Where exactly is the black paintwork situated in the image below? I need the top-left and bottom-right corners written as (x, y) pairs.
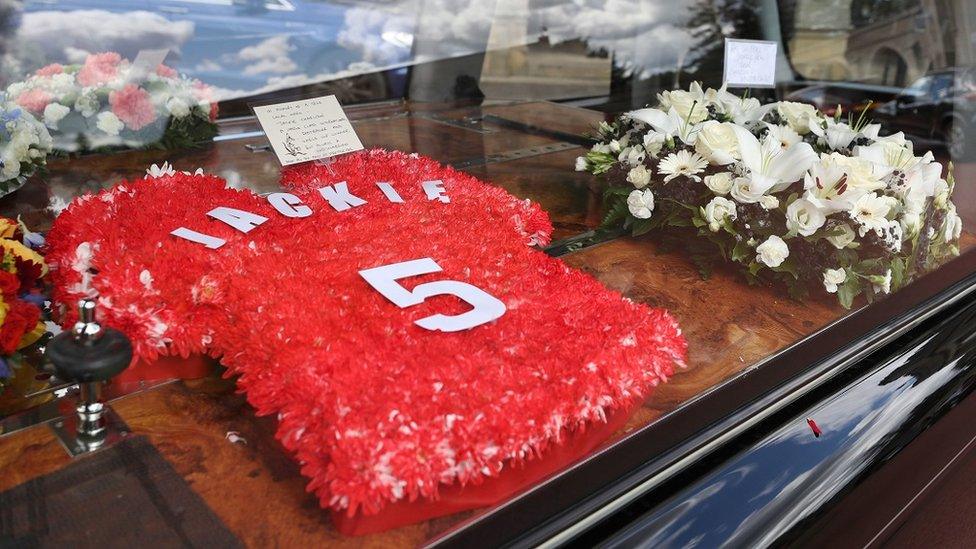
top-left (598, 287), bottom-right (976, 547)
top-left (431, 249), bottom-right (976, 548)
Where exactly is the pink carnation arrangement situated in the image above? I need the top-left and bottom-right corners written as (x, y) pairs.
top-left (5, 51), bottom-right (220, 151)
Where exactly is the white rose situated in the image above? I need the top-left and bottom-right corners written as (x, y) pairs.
top-left (756, 235), bottom-right (789, 268)
top-left (703, 196), bottom-right (737, 232)
top-left (96, 111), bottom-right (124, 136)
top-left (776, 101), bottom-right (819, 134)
top-left (661, 89), bottom-right (708, 123)
top-left (705, 172), bottom-right (733, 195)
top-left (786, 198), bottom-right (827, 236)
top-left (695, 120), bottom-right (738, 165)
top-left (43, 103), bottom-right (70, 129)
top-left (759, 195), bottom-right (780, 210)
top-left (626, 189), bottom-right (655, 219)
top-left (627, 165), bottom-right (652, 188)
top-left (826, 223), bottom-right (856, 249)
top-left (730, 177), bottom-right (764, 203)
top-left (643, 132), bottom-right (665, 156)
top-left (166, 96), bottom-right (190, 118)
top-left (823, 268), bottom-right (846, 293)
top-left (575, 156), bottom-right (588, 171)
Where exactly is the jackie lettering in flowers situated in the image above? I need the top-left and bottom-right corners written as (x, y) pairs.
top-left (171, 174), bottom-right (451, 249)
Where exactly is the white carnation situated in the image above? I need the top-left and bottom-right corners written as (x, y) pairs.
top-left (626, 189), bottom-right (655, 219)
top-left (756, 235), bottom-right (789, 268)
top-left (43, 103), bottom-right (70, 129)
top-left (96, 111), bottom-right (124, 136)
top-left (823, 268), bottom-right (846, 293)
top-left (166, 96), bottom-right (190, 118)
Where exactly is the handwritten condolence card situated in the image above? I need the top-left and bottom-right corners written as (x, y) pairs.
top-left (253, 95), bottom-right (364, 166)
top-left (723, 38), bottom-right (778, 88)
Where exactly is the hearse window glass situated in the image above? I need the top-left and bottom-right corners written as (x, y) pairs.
top-left (0, 0), bottom-right (972, 545)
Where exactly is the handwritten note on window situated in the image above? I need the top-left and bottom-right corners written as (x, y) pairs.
top-left (723, 39), bottom-right (778, 88)
top-left (253, 96), bottom-right (364, 166)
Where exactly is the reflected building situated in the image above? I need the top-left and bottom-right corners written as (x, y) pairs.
top-left (788, 0), bottom-right (975, 85)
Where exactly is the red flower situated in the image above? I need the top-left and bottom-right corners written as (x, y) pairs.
top-left (47, 150), bottom-right (687, 517)
top-left (0, 300), bottom-right (39, 354)
top-left (0, 271), bottom-right (20, 299)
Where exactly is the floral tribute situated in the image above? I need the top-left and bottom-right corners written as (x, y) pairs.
top-left (0, 98), bottom-right (52, 197)
top-left (46, 149), bottom-right (686, 532)
top-left (576, 82), bottom-right (963, 308)
top-left (7, 52), bottom-right (218, 153)
top-left (0, 217), bottom-right (47, 392)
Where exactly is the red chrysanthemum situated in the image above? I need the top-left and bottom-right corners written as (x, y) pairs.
top-left (46, 149), bottom-right (687, 519)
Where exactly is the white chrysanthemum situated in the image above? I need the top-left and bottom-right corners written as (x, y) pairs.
top-left (626, 189), bottom-right (655, 219)
top-left (146, 162), bottom-right (176, 179)
top-left (658, 149), bottom-right (708, 183)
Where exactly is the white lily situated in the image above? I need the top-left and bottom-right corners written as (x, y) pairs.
top-left (809, 118), bottom-right (858, 150)
top-left (730, 124), bottom-right (818, 198)
top-left (707, 84), bottom-right (768, 126)
top-left (626, 107), bottom-right (702, 146)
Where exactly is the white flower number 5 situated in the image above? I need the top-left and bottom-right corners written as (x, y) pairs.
top-left (359, 258), bottom-right (506, 332)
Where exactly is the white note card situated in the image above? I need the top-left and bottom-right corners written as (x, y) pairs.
top-left (723, 39), bottom-right (778, 88)
top-left (129, 49), bottom-right (170, 82)
top-left (253, 95), bottom-right (364, 166)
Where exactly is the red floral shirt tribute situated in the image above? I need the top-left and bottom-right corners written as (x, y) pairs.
top-left (47, 149), bottom-right (686, 520)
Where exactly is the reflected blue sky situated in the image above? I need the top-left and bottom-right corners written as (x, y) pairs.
top-left (11, 0), bottom-right (703, 100)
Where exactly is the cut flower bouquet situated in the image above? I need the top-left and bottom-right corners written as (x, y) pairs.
top-left (7, 52), bottom-right (218, 153)
top-left (576, 82), bottom-right (963, 308)
top-left (0, 98), bottom-right (52, 198)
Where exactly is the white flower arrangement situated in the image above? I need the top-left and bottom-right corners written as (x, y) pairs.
top-left (0, 98), bottom-right (52, 197)
top-left (7, 52), bottom-right (217, 153)
top-left (577, 82), bottom-right (963, 308)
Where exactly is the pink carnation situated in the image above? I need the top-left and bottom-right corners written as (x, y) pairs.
top-left (109, 84), bottom-right (156, 130)
top-left (156, 64), bottom-right (178, 78)
top-left (35, 63), bottom-right (64, 77)
top-left (15, 89), bottom-right (53, 114)
top-left (77, 52), bottom-right (122, 87)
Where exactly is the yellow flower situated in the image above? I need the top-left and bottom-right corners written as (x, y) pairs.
top-left (0, 239), bottom-right (47, 277)
top-left (0, 218), bottom-right (16, 239)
